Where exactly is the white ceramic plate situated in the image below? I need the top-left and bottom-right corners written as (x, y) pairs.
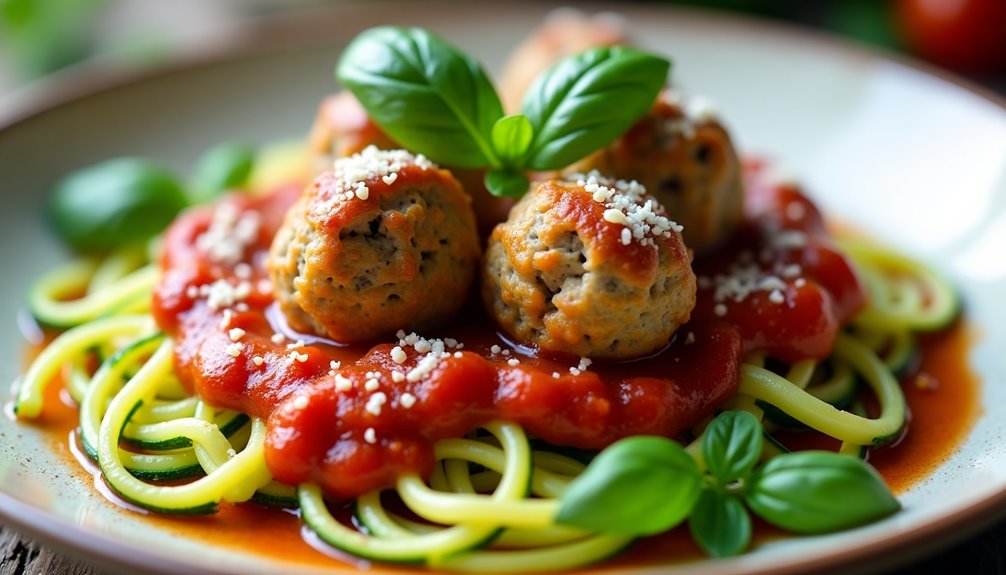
top-left (2, 2), bottom-right (1005, 574)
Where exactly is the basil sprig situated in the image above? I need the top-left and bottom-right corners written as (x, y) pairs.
top-left (49, 143), bottom-right (257, 253)
top-left (556, 436), bottom-right (701, 535)
top-left (336, 27), bottom-right (669, 197)
top-left (555, 411), bottom-right (901, 557)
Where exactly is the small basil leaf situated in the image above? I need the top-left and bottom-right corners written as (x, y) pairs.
top-left (556, 436), bottom-right (702, 535)
top-left (191, 142), bottom-right (255, 203)
top-left (490, 114), bottom-right (533, 165)
top-left (746, 451), bottom-right (900, 534)
top-left (49, 158), bottom-right (189, 252)
top-left (484, 169), bottom-right (530, 198)
top-left (689, 489), bottom-right (751, 558)
top-left (336, 26), bottom-right (502, 168)
top-left (703, 410), bottom-right (763, 486)
top-left (521, 46), bottom-right (669, 170)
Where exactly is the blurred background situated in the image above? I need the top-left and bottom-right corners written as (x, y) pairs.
top-left (1, 0), bottom-right (1005, 100)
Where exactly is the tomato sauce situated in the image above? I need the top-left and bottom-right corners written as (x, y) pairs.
top-left (150, 163), bottom-right (863, 500)
top-left (20, 167), bottom-right (982, 572)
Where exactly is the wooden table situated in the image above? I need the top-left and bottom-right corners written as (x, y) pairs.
top-left (3, 514), bottom-right (1005, 574)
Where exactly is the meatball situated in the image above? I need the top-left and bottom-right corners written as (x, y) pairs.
top-left (270, 146), bottom-right (481, 343)
top-left (498, 8), bottom-right (629, 113)
top-left (307, 91), bottom-right (511, 237)
top-left (565, 90), bottom-right (744, 253)
top-left (308, 91), bottom-right (399, 174)
top-left (483, 172), bottom-right (696, 359)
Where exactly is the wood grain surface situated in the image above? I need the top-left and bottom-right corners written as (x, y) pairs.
top-left (2, 514), bottom-right (1004, 574)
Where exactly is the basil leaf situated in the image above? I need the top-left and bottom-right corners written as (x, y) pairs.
top-left (703, 410), bottom-right (763, 486)
top-left (520, 46), bottom-right (669, 170)
top-left (484, 169), bottom-right (530, 198)
top-left (689, 489), bottom-right (751, 558)
top-left (491, 114), bottom-right (533, 165)
top-left (746, 451), bottom-right (900, 534)
top-left (336, 26), bottom-right (502, 169)
top-left (191, 142), bottom-right (255, 203)
top-left (556, 436), bottom-right (701, 535)
top-left (49, 158), bottom-right (188, 252)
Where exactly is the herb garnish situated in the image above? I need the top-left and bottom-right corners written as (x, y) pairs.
top-left (555, 410), bottom-right (901, 557)
top-left (336, 26), bottom-right (669, 197)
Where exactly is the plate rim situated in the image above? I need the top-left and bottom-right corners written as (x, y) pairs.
top-left (1, 2), bottom-right (1005, 574)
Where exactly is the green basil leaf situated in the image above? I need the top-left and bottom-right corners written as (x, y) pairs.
top-left (490, 114), bottom-right (533, 165)
top-left (689, 489), bottom-right (751, 558)
top-left (746, 451), bottom-right (900, 534)
top-left (702, 410), bottom-right (763, 486)
top-left (484, 168), bottom-right (530, 198)
top-left (556, 436), bottom-right (701, 535)
top-left (191, 142), bottom-right (255, 203)
top-left (49, 158), bottom-right (189, 252)
top-left (520, 46), bottom-right (669, 170)
top-left (336, 26), bottom-right (502, 169)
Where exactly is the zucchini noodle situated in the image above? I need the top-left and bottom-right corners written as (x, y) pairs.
top-left (13, 236), bottom-right (957, 570)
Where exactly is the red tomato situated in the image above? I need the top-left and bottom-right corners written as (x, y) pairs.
top-left (896, 0), bottom-right (1006, 74)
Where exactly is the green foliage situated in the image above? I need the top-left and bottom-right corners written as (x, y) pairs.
top-left (336, 27), bottom-right (669, 197)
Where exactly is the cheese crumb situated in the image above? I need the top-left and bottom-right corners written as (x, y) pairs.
top-left (252, 355), bottom-right (265, 366)
top-left (400, 393), bottom-right (417, 409)
top-left (195, 202), bottom-right (261, 266)
top-left (573, 170), bottom-right (683, 248)
top-left (364, 427), bottom-right (377, 444)
top-left (507, 358), bottom-right (520, 367)
top-left (768, 289), bottom-right (786, 304)
top-left (334, 374), bottom-right (353, 391)
top-left (390, 346), bottom-right (407, 364)
top-left (364, 378), bottom-right (380, 392)
top-left (603, 208), bottom-right (628, 225)
top-left (391, 371), bottom-right (405, 383)
top-left (225, 343), bottom-right (243, 357)
top-left (271, 333), bottom-right (286, 345)
top-left (365, 392), bottom-right (388, 416)
top-left (228, 328), bottom-right (246, 342)
top-left (397, 332), bottom-right (463, 382)
top-left (713, 303), bottom-right (728, 317)
top-left (314, 146), bottom-right (434, 215)
top-left (219, 309), bottom-right (234, 330)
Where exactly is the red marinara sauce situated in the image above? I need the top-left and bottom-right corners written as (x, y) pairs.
top-left (152, 162), bottom-right (864, 500)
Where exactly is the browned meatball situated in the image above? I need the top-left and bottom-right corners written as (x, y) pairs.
top-left (307, 91), bottom-right (511, 238)
top-left (308, 91), bottom-right (399, 174)
top-left (270, 147), bottom-right (481, 343)
top-left (565, 90), bottom-right (744, 253)
top-left (498, 8), bottom-right (629, 113)
top-left (482, 172), bottom-right (696, 359)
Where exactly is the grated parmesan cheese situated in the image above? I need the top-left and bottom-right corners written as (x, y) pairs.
top-left (365, 392), bottom-right (388, 416)
top-left (195, 202), bottom-right (261, 266)
top-left (572, 171), bottom-right (683, 248)
top-left (314, 146), bottom-right (434, 216)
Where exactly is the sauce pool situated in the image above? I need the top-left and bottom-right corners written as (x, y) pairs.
top-left (16, 162), bottom-right (982, 570)
top-left (24, 317), bottom-right (979, 572)
top-left (150, 163), bottom-right (866, 500)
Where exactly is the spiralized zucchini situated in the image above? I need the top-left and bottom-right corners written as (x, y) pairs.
top-left (13, 235), bottom-right (957, 570)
